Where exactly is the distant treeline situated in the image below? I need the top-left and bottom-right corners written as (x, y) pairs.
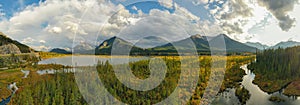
top-left (96, 50), bottom-right (252, 56)
top-left (0, 53), bottom-right (40, 68)
top-left (249, 46), bottom-right (300, 80)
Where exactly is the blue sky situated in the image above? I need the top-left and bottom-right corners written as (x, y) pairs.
top-left (0, 0), bottom-right (45, 18)
top-left (0, 0), bottom-right (209, 20)
top-left (125, 1), bottom-right (175, 14)
top-left (113, 0), bottom-right (211, 21)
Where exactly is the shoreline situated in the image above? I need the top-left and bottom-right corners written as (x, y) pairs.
top-left (252, 78), bottom-right (292, 94)
top-left (248, 64), bottom-right (300, 96)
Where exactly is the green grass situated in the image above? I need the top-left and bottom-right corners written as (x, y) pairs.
top-left (252, 74), bottom-right (292, 93)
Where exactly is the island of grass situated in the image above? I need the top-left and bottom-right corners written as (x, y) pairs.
top-left (283, 80), bottom-right (300, 96)
top-left (251, 74), bottom-right (292, 93)
top-left (235, 86), bottom-right (251, 105)
top-left (269, 96), bottom-right (285, 103)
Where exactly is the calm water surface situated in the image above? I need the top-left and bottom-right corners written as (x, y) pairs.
top-left (38, 56), bottom-right (148, 66)
top-left (213, 65), bottom-right (300, 105)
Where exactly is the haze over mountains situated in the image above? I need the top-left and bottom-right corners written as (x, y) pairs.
top-left (46, 34), bottom-right (300, 55)
top-left (268, 41), bottom-right (300, 49)
top-left (1, 31), bottom-right (300, 55)
top-left (245, 41), bottom-right (300, 50)
top-left (92, 34), bottom-right (258, 55)
top-left (245, 42), bottom-right (269, 50)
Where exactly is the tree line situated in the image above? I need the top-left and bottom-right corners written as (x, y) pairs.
top-left (249, 46), bottom-right (300, 80)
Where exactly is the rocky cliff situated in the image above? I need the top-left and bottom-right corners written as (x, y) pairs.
top-left (0, 32), bottom-right (34, 54)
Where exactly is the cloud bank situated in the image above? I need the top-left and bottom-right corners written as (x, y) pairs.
top-left (257, 0), bottom-right (299, 31)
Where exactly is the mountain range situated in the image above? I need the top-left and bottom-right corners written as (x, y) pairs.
top-left (50, 48), bottom-right (71, 54)
top-left (93, 34), bottom-right (300, 55)
top-left (73, 42), bottom-right (95, 54)
top-left (245, 41), bottom-right (300, 50)
top-left (245, 42), bottom-right (269, 50)
top-left (93, 34), bottom-right (257, 55)
top-left (95, 36), bottom-right (144, 55)
top-left (1, 31), bottom-right (299, 55)
top-left (51, 34), bottom-right (300, 55)
top-left (268, 41), bottom-right (300, 49)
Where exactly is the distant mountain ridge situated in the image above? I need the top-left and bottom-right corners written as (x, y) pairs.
top-left (95, 36), bottom-right (144, 55)
top-left (50, 36), bottom-right (300, 55)
top-left (269, 41), bottom-right (300, 49)
top-left (134, 36), bottom-right (169, 48)
top-left (153, 34), bottom-right (210, 53)
top-left (210, 34), bottom-right (257, 53)
top-left (245, 41), bottom-right (300, 50)
top-left (0, 32), bottom-right (34, 54)
top-left (245, 42), bottom-right (269, 50)
top-left (73, 42), bottom-right (95, 54)
top-left (93, 34), bottom-right (257, 55)
top-left (50, 48), bottom-right (71, 54)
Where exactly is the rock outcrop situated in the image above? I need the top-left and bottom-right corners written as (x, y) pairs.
top-left (0, 43), bottom-right (22, 54)
top-left (0, 32), bottom-right (33, 54)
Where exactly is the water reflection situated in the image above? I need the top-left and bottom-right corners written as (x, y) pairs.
top-left (0, 82), bottom-right (18, 105)
top-left (37, 69), bottom-right (56, 75)
top-left (38, 56), bottom-right (148, 66)
top-left (212, 88), bottom-right (240, 105)
top-left (21, 70), bottom-right (29, 78)
top-left (241, 65), bottom-right (300, 105)
top-left (214, 65), bottom-right (300, 105)
top-left (36, 69), bottom-right (76, 75)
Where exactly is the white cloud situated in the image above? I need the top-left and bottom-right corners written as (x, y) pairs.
top-left (257, 0), bottom-right (299, 31)
top-left (0, 0), bottom-right (124, 51)
top-left (115, 3), bottom-right (223, 44)
top-left (192, 0), bottom-right (209, 5)
top-left (2, 0), bottom-right (297, 49)
top-left (0, 0), bottom-right (224, 51)
top-left (131, 6), bottom-right (138, 11)
top-left (0, 4), bottom-right (5, 18)
top-left (248, 3), bottom-right (300, 46)
top-left (48, 26), bottom-right (62, 34)
top-left (39, 40), bottom-right (46, 44)
top-left (31, 45), bottom-right (50, 51)
top-left (210, 0), bottom-right (255, 35)
top-left (21, 37), bottom-right (35, 44)
top-left (158, 0), bottom-right (173, 9)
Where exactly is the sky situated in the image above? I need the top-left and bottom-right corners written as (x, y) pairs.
top-left (0, 0), bottom-right (299, 51)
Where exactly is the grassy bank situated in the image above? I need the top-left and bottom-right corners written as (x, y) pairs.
top-left (38, 52), bottom-right (69, 60)
top-left (283, 79), bottom-right (300, 96)
top-left (251, 74), bottom-right (292, 93)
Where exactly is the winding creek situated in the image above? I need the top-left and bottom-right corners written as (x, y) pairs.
top-left (213, 64), bottom-right (300, 105)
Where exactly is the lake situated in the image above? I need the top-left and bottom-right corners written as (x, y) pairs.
top-left (36, 55), bottom-right (148, 75)
top-left (38, 55), bottom-right (148, 66)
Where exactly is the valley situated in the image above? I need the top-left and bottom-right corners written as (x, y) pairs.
top-left (0, 54), bottom-right (256, 105)
top-left (1, 32), bottom-right (300, 105)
